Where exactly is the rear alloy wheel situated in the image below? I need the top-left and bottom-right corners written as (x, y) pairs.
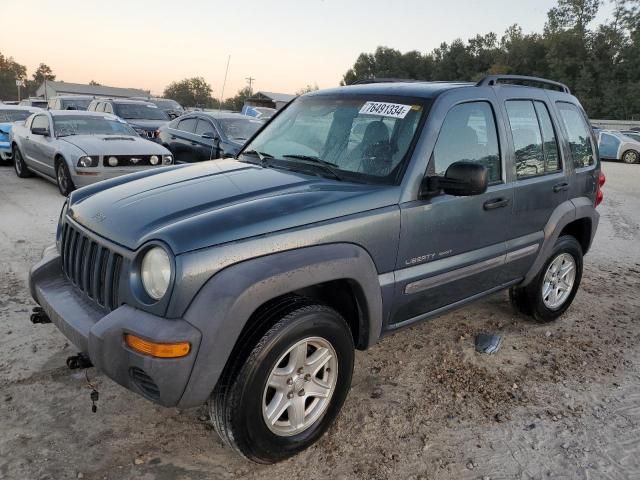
top-left (13, 146), bottom-right (31, 178)
top-left (622, 150), bottom-right (639, 164)
top-left (209, 302), bottom-right (354, 464)
top-left (510, 235), bottom-right (583, 323)
top-left (56, 160), bottom-right (75, 196)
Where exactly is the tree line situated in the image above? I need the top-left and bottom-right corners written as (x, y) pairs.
top-left (341, 0), bottom-right (640, 120)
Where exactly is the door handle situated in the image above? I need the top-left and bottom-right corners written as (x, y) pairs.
top-left (553, 182), bottom-right (569, 193)
top-left (483, 198), bottom-right (510, 210)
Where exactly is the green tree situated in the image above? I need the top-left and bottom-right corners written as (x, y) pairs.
top-left (221, 86), bottom-right (253, 111)
top-left (163, 77), bottom-right (218, 108)
top-left (27, 63), bottom-right (55, 96)
top-left (0, 51), bottom-right (27, 101)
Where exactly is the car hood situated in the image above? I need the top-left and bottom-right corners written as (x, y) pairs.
top-left (68, 159), bottom-right (397, 254)
top-left (60, 135), bottom-right (169, 155)
top-left (126, 119), bottom-right (169, 130)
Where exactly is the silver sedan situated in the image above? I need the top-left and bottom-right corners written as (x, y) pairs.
top-left (11, 110), bottom-right (174, 195)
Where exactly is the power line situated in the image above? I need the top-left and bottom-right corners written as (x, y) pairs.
top-left (245, 76), bottom-right (255, 94)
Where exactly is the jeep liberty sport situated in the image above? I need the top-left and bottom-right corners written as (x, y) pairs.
top-left (29, 75), bottom-right (604, 463)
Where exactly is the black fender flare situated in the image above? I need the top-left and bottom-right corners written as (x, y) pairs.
top-left (178, 243), bottom-right (383, 408)
top-left (522, 197), bottom-right (598, 285)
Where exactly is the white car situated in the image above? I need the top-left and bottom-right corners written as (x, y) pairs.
top-left (597, 130), bottom-right (640, 164)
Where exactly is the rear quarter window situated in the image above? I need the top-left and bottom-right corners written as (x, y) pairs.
top-left (556, 102), bottom-right (595, 169)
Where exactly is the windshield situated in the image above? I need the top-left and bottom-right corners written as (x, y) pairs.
top-left (219, 118), bottom-right (263, 141)
top-left (0, 110), bottom-right (34, 122)
top-left (114, 103), bottom-right (170, 120)
top-left (242, 95), bottom-right (428, 183)
top-left (53, 115), bottom-right (138, 136)
top-left (61, 98), bottom-right (92, 110)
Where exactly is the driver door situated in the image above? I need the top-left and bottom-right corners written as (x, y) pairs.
top-left (390, 99), bottom-right (515, 326)
top-left (25, 114), bottom-right (55, 177)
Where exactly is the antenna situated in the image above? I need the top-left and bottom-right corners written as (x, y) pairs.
top-left (219, 55), bottom-right (231, 111)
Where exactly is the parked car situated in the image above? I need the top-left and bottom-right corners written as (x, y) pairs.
top-left (87, 98), bottom-right (170, 141)
top-left (29, 75), bottom-right (603, 463)
top-left (157, 111), bottom-right (263, 163)
top-left (130, 96), bottom-right (185, 119)
top-left (19, 98), bottom-right (48, 109)
top-left (241, 105), bottom-right (277, 120)
top-left (621, 130), bottom-right (640, 143)
top-left (596, 129), bottom-right (640, 164)
top-left (47, 95), bottom-right (94, 111)
top-left (11, 110), bottom-right (173, 195)
top-left (0, 105), bottom-right (42, 164)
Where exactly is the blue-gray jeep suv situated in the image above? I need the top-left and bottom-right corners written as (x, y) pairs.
top-left (29, 75), bottom-right (604, 463)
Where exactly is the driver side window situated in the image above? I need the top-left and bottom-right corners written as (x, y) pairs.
top-left (432, 102), bottom-right (501, 183)
top-left (31, 115), bottom-right (49, 132)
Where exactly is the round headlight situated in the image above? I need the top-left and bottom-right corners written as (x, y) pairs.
top-left (77, 156), bottom-right (94, 167)
top-left (150, 155), bottom-right (159, 165)
top-left (108, 156), bottom-right (118, 167)
top-left (163, 155), bottom-right (173, 165)
top-left (141, 247), bottom-right (171, 300)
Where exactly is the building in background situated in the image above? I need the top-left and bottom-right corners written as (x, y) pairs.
top-left (244, 91), bottom-right (296, 110)
top-left (36, 81), bottom-right (149, 100)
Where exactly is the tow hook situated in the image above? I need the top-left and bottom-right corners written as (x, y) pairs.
top-left (30, 306), bottom-right (51, 324)
top-left (66, 353), bottom-right (93, 370)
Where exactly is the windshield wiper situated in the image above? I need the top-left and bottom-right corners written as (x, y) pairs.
top-left (281, 154), bottom-right (343, 181)
top-left (240, 149), bottom-right (274, 165)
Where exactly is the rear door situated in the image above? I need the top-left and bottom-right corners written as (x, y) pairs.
top-left (390, 94), bottom-right (515, 326)
top-left (493, 89), bottom-right (569, 279)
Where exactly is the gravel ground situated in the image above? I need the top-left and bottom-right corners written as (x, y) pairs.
top-left (0, 161), bottom-right (639, 480)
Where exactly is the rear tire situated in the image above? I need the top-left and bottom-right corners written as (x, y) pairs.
top-left (55, 159), bottom-right (75, 196)
top-left (209, 302), bottom-right (354, 464)
top-left (13, 146), bottom-right (31, 178)
top-left (510, 236), bottom-right (583, 323)
top-left (622, 150), bottom-right (639, 164)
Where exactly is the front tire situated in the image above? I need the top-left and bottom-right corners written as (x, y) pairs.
top-left (510, 236), bottom-right (583, 323)
top-left (622, 150), bottom-right (639, 164)
top-left (55, 160), bottom-right (75, 196)
top-left (13, 146), bottom-right (31, 178)
top-left (209, 303), bottom-right (354, 464)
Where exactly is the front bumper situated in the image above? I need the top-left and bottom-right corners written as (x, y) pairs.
top-left (71, 167), bottom-right (162, 188)
top-left (30, 245), bottom-right (202, 407)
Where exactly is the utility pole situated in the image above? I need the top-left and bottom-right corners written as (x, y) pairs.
top-left (245, 76), bottom-right (255, 95)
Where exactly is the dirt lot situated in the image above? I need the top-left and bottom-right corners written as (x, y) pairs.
top-left (1, 162), bottom-right (639, 480)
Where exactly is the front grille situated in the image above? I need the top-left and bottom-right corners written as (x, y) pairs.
top-left (60, 222), bottom-right (122, 311)
top-left (102, 155), bottom-right (158, 167)
top-left (130, 367), bottom-right (160, 400)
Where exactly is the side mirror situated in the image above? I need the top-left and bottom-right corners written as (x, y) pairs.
top-left (421, 161), bottom-right (488, 197)
top-left (31, 127), bottom-right (50, 136)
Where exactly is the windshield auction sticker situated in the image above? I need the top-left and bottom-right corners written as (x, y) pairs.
top-left (359, 101), bottom-right (412, 118)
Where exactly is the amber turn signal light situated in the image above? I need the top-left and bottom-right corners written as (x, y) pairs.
top-left (124, 334), bottom-right (190, 358)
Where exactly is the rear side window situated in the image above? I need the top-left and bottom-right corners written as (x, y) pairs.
top-left (177, 118), bottom-right (197, 133)
top-left (556, 102), bottom-right (594, 168)
top-left (506, 100), bottom-right (561, 178)
top-left (432, 101), bottom-right (501, 183)
top-left (195, 119), bottom-right (214, 135)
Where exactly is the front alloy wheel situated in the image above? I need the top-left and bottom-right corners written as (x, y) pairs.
top-left (263, 336), bottom-right (338, 436)
top-left (56, 161), bottom-right (75, 196)
top-left (209, 301), bottom-right (354, 463)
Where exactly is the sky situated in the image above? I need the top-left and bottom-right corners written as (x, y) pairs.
top-left (2, 0), bottom-right (615, 98)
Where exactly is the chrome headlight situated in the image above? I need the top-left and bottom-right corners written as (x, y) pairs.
top-left (107, 156), bottom-right (118, 167)
top-left (141, 247), bottom-right (172, 300)
top-left (150, 155), bottom-right (159, 165)
top-left (77, 156), bottom-right (98, 168)
top-left (162, 154), bottom-right (173, 165)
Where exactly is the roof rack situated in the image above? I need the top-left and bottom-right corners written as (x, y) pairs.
top-left (350, 78), bottom-right (425, 85)
top-left (476, 75), bottom-right (571, 94)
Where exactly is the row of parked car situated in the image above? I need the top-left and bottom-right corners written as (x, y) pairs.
top-left (0, 95), bottom-right (266, 195)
